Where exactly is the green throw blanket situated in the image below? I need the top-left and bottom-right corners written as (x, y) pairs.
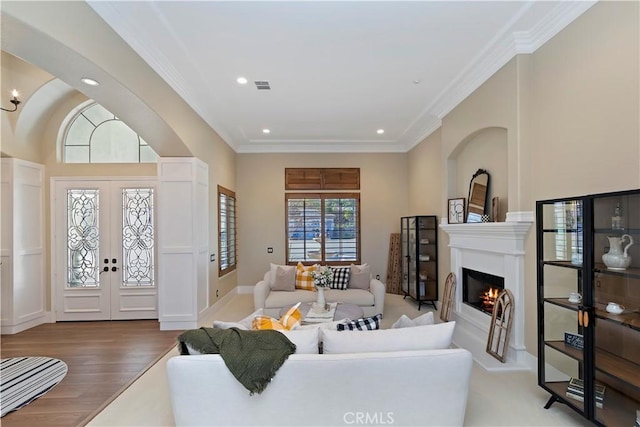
top-left (177, 327), bottom-right (296, 395)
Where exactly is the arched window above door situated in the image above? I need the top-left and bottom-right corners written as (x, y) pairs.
top-left (63, 103), bottom-right (158, 163)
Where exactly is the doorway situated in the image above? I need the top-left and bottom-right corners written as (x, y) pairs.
top-left (53, 179), bottom-right (157, 321)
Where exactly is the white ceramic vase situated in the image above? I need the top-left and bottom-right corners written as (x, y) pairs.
top-left (313, 286), bottom-right (328, 313)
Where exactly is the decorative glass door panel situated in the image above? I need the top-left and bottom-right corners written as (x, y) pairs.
top-left (67, 189), bottom-right (100, 288)
top-left (55, 180), bottom-right (157, 321)
top-left (537, 199), bottom-right (587, 415)
top-left (122, 188), bottom-right (154, 287)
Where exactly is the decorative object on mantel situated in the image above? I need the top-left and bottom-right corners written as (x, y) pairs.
top-left (440, 272), bottom-right (456, 322)
top-left (481, 215), bottom-right (491, 223)
top-left (492, 197), bottom-right (500, 222)
top-left (448, 198), bottom-right (466, 224)
top-left (486, 289), bottom-right (514, 363)
top-left (466, 169), bottom-right (490, 223)
top-left (310, 266), bottom-right (333, 313)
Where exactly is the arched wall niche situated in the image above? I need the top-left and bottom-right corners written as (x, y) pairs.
top-left (447, 126), bottom-right (508, 221)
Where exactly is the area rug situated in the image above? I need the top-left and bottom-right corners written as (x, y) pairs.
top-left (0, 357), bottom-right (68, 417)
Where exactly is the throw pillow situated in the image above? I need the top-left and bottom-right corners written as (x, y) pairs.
top-left (337, 314), bottom-right (382, 331)
top-left (391, 312), bottom-right (435, 329)
top-left (278, 329), bottom-right (320, 354)
top-left (213, 308), bottom-right (264, 330)
top-left (349, 263), bottom-right (370, 290)
top-left (321, 321), bottom-right (456, 354)
top-left (295, 262), bottom-right (317, 290)
top-left (269, 263), bottom-right (295, 289)
top-left (252, 303), bottom-right (302, 331)
top-left (329, 266), bottom-right (350, 290)
top-left (271, 265), bottom-right (296, 291)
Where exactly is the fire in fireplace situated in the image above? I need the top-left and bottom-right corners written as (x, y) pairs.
top-left (462, 268), bottom-right (505, 315)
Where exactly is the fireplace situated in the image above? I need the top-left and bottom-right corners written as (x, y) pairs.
top-left (440, 212), bottom-right (533, 371)
top-left (462, 268), bottom-right (505, 315)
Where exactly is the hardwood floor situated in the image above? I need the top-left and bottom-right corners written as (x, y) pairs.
top-left (0, 320), bottom-right (182, 427)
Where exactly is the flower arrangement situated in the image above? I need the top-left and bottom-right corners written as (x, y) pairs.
top-left (310, 265), bottom-right (333, 288)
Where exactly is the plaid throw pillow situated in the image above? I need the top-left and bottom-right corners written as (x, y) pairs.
top-left (252, 303), bottom-right (302, 330)
top-left (329, 266), bottom-right (350, 290)
top-left (296, 262), bottom-right (317, 290)
top-left (337, 314), bottom-right (383, 331)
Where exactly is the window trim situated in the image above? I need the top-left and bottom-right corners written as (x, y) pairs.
top-left (285, 192), bottom-right (360, 266)
top-left (218, 185), bottom-right (237, 276)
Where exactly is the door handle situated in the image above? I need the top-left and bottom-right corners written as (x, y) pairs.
top-left (577, 309), bottom-right (583, 327)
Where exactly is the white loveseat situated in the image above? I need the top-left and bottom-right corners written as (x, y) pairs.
top-left (167, 323), bottom-right (473, 426)
top-left (254, 269), bottom-right (386, 318)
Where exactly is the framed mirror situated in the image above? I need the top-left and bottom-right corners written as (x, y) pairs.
top-left (466, 169), bottom-right (490, 222)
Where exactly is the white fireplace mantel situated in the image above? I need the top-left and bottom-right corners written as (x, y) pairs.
top-left (440, 211), bottom-right (534, 371)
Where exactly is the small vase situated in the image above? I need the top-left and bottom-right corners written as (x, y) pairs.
top-left (313, 286), bottom-right (328, 313)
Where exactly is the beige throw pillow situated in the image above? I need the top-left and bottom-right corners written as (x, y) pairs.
top-left (349, 263), bottom-right (370, 290)
top-left (272, 265), bottom-right (296, 291)
top-left (391, 312), bottom-right (435, 329)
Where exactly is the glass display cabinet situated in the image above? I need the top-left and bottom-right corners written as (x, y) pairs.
top-left (401, 216), bottom-right (438, 310)
top-left (536, 189), bottom-right (639, 426)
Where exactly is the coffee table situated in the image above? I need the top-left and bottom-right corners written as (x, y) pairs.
top-left (279, 302), bottom-right (364, 324)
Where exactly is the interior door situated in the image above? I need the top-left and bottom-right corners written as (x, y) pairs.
top-left (54, 179), bottom-right (157, 321)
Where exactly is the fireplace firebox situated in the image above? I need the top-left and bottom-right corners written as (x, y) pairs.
top-left (462, 268), bottom-right (505, 315)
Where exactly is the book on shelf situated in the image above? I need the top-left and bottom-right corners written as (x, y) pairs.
top-left (568, 377), bottom-right (606, 395)
top-left (565, 377), bottom-right (605, 408)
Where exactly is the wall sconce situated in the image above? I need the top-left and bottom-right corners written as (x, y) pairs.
top-left (1, 90), bottom-right (21, 112)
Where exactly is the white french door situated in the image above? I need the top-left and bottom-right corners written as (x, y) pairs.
top-left (54, 179), bottom-right (158, 321)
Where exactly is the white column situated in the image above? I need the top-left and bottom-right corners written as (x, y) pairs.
top-left (157, 158), bottom-right (209, 330)
top-left (1, 158), bottom-right (46, 334)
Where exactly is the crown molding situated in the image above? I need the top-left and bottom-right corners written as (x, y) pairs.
top-left (411, 0), bottom-right (597, 150)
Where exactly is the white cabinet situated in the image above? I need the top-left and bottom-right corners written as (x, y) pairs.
top-left (1, 158), bottom-right (46, 334)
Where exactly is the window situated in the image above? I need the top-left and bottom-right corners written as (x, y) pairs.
top-left (63, 102), bottom-right (158, 163)
top-left (218, 186), bottom-right (236, 275)
top-left (286, 193), bottom-right (360, 265)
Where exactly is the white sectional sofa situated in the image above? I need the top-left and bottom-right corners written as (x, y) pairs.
top-left (167, 322), bottom-right (473, 426)
top-left (254, 270), bottom-right (386, 318)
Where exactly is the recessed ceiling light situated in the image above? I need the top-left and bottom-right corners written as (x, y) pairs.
top-left (81, 77), bottom-right (100, 86)
top-left (262, 128), bottom-right (270, 134)
top-left (377, 129), bottom-right (385, 134)
top-left (237, 77), bottom-right (248, 85)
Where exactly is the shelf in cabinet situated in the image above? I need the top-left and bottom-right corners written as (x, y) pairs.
top-left (594, 307), bottom-right (640, 331)
top-left (541, 260), bottom-right (582, 270)
top-left (542, 228), bottom-right (583, 233)
top-left (594, 263), bottom-right (640, 279)
top-left (594, 228), bottom-right (640, 235)
top-left (545, 298), bottom-right (581, 311)
top-left (546, 341), bottom-right (640, 389)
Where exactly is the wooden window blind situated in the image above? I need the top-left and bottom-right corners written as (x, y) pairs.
top-left (285, 168), bottom-right (360, 190)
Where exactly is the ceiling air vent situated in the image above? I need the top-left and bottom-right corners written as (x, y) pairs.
top-left (254, 80), bottom-right (271, 90)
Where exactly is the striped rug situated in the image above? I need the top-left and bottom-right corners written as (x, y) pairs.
top-left (0, 357), bottom-right (68, 417)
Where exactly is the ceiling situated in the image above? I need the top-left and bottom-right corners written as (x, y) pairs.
top-left (82, 2), bottom-right (593, 153)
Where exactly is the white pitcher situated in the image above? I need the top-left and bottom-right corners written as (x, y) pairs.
top-left (602, 234), bottom-right (633, 270)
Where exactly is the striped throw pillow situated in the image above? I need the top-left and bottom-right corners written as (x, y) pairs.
top-left (296, 262), bottom-right (317, 290)
top-left (329, 266), bottom-right (350, 290)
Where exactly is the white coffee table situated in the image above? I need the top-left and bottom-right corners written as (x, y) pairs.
top-left (279, 302), bottom-right (364, 323)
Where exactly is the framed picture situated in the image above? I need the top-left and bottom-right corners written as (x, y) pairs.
top-left (448, 198), bottom-right (466, 224)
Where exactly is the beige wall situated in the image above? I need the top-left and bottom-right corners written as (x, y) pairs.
top-left (236, 153), bottom-right (409, 286)
top-left (408, 0), bottom-right (639, 361)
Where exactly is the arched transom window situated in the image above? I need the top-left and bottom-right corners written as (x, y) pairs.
top-left (64, 103), bottom-right (158, 163)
